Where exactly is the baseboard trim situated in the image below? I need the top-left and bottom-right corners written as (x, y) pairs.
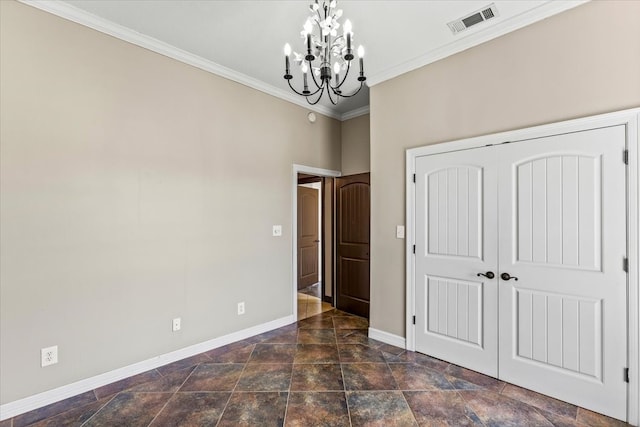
top-left (368, 327), bottom-right (406, 349)
top-left (0, 315), bottom-right (294, 421)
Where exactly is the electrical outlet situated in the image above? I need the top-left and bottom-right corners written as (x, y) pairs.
top-left (272, 225), bottom-right (282, 237)
top-left (237, 302), bottom-right (245, 315)
top-left (172, 317), bottom-right (181, 332)
top-left (41, 346), bottom-right (58, 367)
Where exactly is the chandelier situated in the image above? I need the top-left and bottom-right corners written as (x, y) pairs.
top-left (283, 0), bottom-right (366, 105)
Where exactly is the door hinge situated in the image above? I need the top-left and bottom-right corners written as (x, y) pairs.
top-left (413, 315), bottom-right (416, 325)
top-left (624, 149), bottom-right (629, 165)
top-left (413, 245), bottom-right (416, 254)
top-left (413, 174), bottom-right (416, 183)
top-left (624, 367), bottom-right (629, 383)
top-left (623, 257), bottom-right (629, 273)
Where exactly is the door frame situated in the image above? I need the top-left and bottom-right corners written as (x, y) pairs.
top-left (405, 108), bottom-right (639, 425)
top-left (292, 164), bottom-right (341, 321)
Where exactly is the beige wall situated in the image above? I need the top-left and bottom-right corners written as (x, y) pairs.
top-left (369, 0), bottom-right (640, 337)
top-left (341, 114), bottom-right (370, 175)
top-left (0, 1), bottom-right (341, 403)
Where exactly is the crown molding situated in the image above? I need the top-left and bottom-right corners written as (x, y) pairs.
top-left (341, 105), bottom-right (370, 121)
top-left (19, 0), bottom-right (344, 120)
top-left (367, 0), bottom-right (589, 87)
top-left (20, 0), bottom-right (582, 119)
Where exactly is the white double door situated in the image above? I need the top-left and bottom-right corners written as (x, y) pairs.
top-left (414, 125), bottom-right (628, 420)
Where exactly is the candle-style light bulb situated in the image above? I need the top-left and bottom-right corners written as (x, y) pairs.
top-left (343, 19), bottom-right (352, 34)
top-left (301, 62), bottom-right (309, 94)
top-left (303, 19), bottom-right (313, 35)
top-left (304, 19), bottom-right (314, 59)
top-left (357, 45), bottom-right (365, 58)
top-left (357, 45), bottom-right (364, 77)
top-left (343, 19), bottom-right (353, 60)
top-left (333, 62), bottom-right (341, 87)
top-left (284, 43), bottom-right (291, 75)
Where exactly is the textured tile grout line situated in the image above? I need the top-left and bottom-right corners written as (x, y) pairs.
top-left (145, 361), bottom-right (201, 426)
top-left (280, 327), bottom-right (298, 426)
top-left (532, 405), bottom-right (563, 427)
top-left (78, 393), bottom-right (118, 427)
top-left (145, 393), bottom-right (173, 426)
top-left (335, 318), bottom-right (354, 427)
top-left (500, 384), bottom-right (580, 423)
top-left (280, 338), bottom-right (296, 427)
top-left (212, 389), bottom-right (233, 427)
top-left (398, 390), bottom-right (420, 426)
top-left (453, 388), bottom-right (487, 427)
top-left (211, 341), bottom-right (257, 426)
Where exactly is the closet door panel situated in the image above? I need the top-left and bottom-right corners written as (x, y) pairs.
top-left (415, 147), bottom-right (498, 377)
top-left (498, 126), bottom-right (627, 420)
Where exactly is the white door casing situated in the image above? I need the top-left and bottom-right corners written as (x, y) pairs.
top-left (292, 164), bottom-right (341, 321)
top-left (415, 147), bottom-right (498, 377)
top-left (409, 114), bottom-right (637, 422)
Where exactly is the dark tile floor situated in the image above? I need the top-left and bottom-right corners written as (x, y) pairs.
top-left (3, 310), bottom-right (630, 426)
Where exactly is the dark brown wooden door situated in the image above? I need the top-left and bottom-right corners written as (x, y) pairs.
top-left (336, 173), bottom-right (370, 318)
top-left (298, 186), bottom-right (319, 290)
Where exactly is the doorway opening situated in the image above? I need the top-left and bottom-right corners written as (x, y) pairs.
top-left (292, 165), bottom-right (341, 321)
top-left (297, 173), bottom-right (333, 320)
top-left (292, 165), bottom-right (371, 321)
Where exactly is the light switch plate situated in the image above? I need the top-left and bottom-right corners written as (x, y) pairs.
top-left (396, 225), bottom-right (405, 239)
top-left (272, 225), bottom-right (282, 237)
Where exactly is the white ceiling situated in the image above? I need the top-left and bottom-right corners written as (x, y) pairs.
top-left (28, 0), bottom-right (585, 120)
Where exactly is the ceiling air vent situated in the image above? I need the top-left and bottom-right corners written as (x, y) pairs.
top-left (447, 3), bottom-right (499, 35)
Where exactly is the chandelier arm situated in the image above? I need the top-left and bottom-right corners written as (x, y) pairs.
top-left (324, 84), bottom-right (338, 105)
top-left (287, 79), bottom-right (323, 97)
top-left (286, 79), bottom-right (308, 97)
top-left (305, 85), bottom-right (331, 105)
top-left (307, 60), bottom-right (324, 91)
top-left (330, 81), bottom-right (364, 99)
top-left (307, 84), bottom-right (324, 97)
top-left (332, 59), bottom-right (353, 90)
